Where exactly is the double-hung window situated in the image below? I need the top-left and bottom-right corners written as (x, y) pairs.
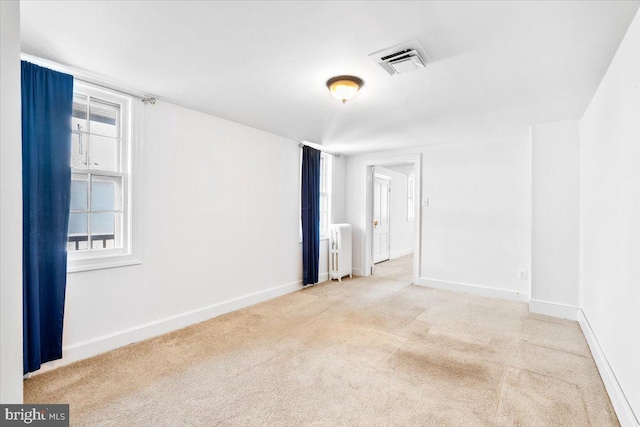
top-left (67, 82), bottom-right (141, 272)
top-left (319, 152), bottom-right (332, 238)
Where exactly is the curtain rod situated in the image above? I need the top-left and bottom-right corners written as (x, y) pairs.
top-left (74, 78), bottom-right (156, 105)
top-left (299, 143), bottom-right (341, 157)
top-left (21, 53), bottom-right (156, 104)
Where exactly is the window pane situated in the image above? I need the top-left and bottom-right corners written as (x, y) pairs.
top-left (91, 212), bottom-right (122, 249)
top-left (72, 94), bottom-right (88, 132)
top-left (91, 175), bottom-right (122, 211)
top-left (89, 98), bottom-right (119, 138)
top-left (319, 193), bottom-right (328, 214)
top-left (89, 135), bottom-right (119, 172)
top-left (70, 174), bottom-right (88, 211)
top-left (71, 132), bottom-right (88, 169)
top-left (319, 212), bottom-right (327, 234)
top-left (68, 212), bottom-right (89, 251)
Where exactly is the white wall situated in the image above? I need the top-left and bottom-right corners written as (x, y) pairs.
top-left (38, 100), bottom-right (340, 371)
top-left (384, 164), bottom-right (415, 176)
top-left (530, 120), bottom-right (580, 317)
top-left (0, 0), bottom-right (24, 404)
top-left (579, 9), bottom-right (640, 424)
top-left (318, 240), bottom-right (329, 284)
top-left (346, 134), bottom-right (531, 300)
top-left (331, 155), bottom-right (346, 224)
top-left (374, 166), bottom-right (414, 259)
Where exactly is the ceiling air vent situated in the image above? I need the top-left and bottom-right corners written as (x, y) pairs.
top-left (368, 40), bottom-right (430, 76)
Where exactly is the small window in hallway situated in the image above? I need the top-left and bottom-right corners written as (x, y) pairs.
top-left (407, 175), bottom-right (415, 222)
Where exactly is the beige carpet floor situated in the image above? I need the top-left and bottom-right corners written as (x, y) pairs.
top-left (25, 256), bottom-right (618, 426)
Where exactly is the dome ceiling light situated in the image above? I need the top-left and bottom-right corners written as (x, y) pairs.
top-left (326, 75), bottom-right (364, 104)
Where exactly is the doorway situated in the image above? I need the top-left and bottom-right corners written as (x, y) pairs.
top-left (363, 154), bottom-right (422, 284)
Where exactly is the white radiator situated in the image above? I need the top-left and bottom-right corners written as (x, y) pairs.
top-left (330, 224), bottom-right (352, 282)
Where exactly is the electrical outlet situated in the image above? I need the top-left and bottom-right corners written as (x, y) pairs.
top-left (518, 270), bottom-right (528, 281)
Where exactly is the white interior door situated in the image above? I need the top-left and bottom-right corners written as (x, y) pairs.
top-left (373, 175), bottom-right (391, 264)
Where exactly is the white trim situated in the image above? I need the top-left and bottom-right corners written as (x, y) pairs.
top-left (351, 268), bottom-right (363, 277)
top-left (390, 248), bottom-right (413, 259)
top-left (578, 309), bottom-right (640, 427)
top-left (31, 280), bottom-right (304, 375)
top-left (416, 277), bottom-right (529, 302)
top-left (528, 126), bottom-right (534, 302)
top-left (374, 173), bottom-right (392, 181)
top-left (67, 257), bottom-right (141, 273)
top-left (66, 81), bottom-right (145, 272)
top-left (129, 96), bottom-right (145, 268)
top-left (528, 299), bottom-right (578, 320)
top-left (318, 272), bottom-right (329, 283)
top-left (362, 154), bottom-right (422, 284)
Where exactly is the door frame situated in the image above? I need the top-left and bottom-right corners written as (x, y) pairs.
top-left (373, 173), bottom-right (391, 265)
top-left (362, 153), bottom-right (422, 284)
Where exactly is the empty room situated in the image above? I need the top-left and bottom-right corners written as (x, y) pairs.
top-left (1, 1), bottom-right (639, 426)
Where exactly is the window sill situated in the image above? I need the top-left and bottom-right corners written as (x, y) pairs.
top-left (68, 256), bottom-right (142, 273)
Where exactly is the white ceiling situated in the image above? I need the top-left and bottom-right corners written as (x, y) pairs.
top-left (20, 1), bottom-right (639, 154)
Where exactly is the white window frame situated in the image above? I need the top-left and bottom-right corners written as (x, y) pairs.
top-left (319, 152), bottom-right (332, 239)
top-left (67, 82), bottom-right (143, 272)
top-left (407, 174), bottom-right (415, 222)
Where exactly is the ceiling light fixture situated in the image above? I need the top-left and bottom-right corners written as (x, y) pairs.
top-left (326, 75), bottom-right (364, 104)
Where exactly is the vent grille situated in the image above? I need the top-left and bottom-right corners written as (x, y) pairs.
top-left (380, 49), bottom-right (413, 62)
top-left (369, 40), bottom-right (429, 76)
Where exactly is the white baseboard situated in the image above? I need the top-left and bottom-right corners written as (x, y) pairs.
top-left (578, 309), bottom-right (639, 427)
top-left (529, 299), bottom-right (579, 320)
top-left (390, 249), bottom-right (413, 259)
top-left (33, 279), bottom-right (304, 375)
top-left (416, 277), bottom-right (529, 302)
top-left (351, 268), bottom-right (363, 277)
top-left (318, 272), bottom-right (329, 283)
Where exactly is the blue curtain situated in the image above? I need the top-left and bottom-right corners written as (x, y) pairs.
top-left (22, 61), bottom-right (74, 374)
top-left (301, 146), bottom-right (321, 286)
